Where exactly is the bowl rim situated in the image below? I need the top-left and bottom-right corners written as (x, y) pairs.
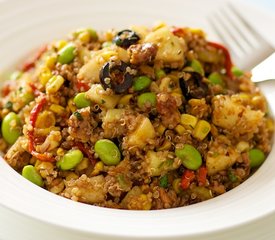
top-left (1, 127), bottom-right (275, 238)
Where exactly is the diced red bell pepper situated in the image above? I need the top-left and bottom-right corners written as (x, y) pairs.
top-left (181, 170), bottom-right (195, 190)
top-left (207, 41), bottom-right (233, 79)
top-left (197, 166), bottom-right (208, 186)
top-left (171, 27), bottom-right (186, 38)
top-left (76, 80), bottom-right (90, 92)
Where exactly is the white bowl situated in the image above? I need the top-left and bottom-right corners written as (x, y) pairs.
top-left (0, 0), bottom-right (275, 239)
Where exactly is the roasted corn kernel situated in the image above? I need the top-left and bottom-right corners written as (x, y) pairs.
top-left (157, 124), bottom-right (166, 136)
top-left (49, 104), bottom-right (65, 115)
top-left (75, 157), bottom-right (89, 171)
top-left (193, 120), bottom-right (211, 140)
top-left (39, 66), bottom-right (52, 86)
top-left (45, 55), bottom-right (57, 69)
top-left (180, 114), bottom-right (198, 128)
top-left (157, 140), bottom-right (172, 151)
top-left (91, 161), bottom-right (104, 176)
top-left (46, 75), bottom-right (65, 94)
top-left (175, 124), bottom-right (185, 135)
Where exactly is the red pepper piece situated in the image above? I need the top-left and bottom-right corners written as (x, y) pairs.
top-left (197, 166), bottom-right (208, 186)
top-left (31, 151), bottom-right (55, 162)
top-left (76, 80), bottom-right (90, 92)
top-left (181, 170), bottom-right (195, 190)
top-left (75, 142), bottom-right (96, 167)
top-left (28, 82), bottom-right (42, 97)
top-left (28, 95), bottom-right (55, 162)
top-left (21, 45), bottom-right (48, 72)
top-left (207, 41), bottom-right (233, 79)
top-left (171, 27), bottom-right (186, 38)
top-left (1, 82), bottom-right (12, 97)
top-left (29, 95), bottom-right (47, 127)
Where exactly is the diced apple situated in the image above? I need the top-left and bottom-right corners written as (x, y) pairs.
top-left (144, 27), bottom-right (186, 66)
top-left (127, 116), bottom-right (155, 148)
top-left (85, 84), bottom-right (120, 109)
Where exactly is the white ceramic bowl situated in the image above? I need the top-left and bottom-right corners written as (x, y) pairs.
top-left (0, 1), bottom-right (275, 239)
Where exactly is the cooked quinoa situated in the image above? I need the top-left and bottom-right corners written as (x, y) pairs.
top-left (0, 24), bottom-right (274, 210)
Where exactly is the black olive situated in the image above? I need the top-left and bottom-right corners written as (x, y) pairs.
top-left (113, 29), bottom-right (140, 48)
top-left (99, 60), bottom-right (135, 94)
top-left (179, 71), bottom-right (209, 100)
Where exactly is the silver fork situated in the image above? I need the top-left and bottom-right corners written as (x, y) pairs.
top-left (208, 2), bottom-right (275, 80)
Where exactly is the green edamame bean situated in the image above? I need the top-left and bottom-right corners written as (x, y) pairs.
top-left (22, 165), bottom-right (44, 187)
top-left (133, 76), bottom-right (152, 91)
top-left (1, 112), bottom-right (21, 145)
top-left (94, 139), bottom-right (121, 166)
top-left (137, 92), bottom-right (156, 109)
top-left (208, 72), bottom-right (224, 86)
top-left (57, 149), bottom-right (84, 170)
top-left (155, 69), bottom-right (166, 79)
top-left (190, 59), bottom-right (204, 76)
top-left (231, 66), bottom-right (244, 77)
top-left (58, 44), bottom-right (76, 64)
top-left (73, 92), bottom-right (91, 108)
top-left (175, 144), bottom-right (202, 170)
top-left (249, 148), bottom-right (265, 168)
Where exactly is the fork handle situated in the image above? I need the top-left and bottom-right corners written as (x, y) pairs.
top-left (252, 52), bottom-right (275, 82)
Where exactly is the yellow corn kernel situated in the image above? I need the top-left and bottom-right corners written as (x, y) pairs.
top-left (50, 104), bottom-right (65, 115)
top-left (67, 98), bottom-right (77, 113)
top-left (171, 88), bottom-right (182, 94)
top-left (100, 50), bottom-right (117, 61)
top-left (193, 120), bottom-right (211, 141)
top-left (78, 31), bottom-right (90, 43)
top-left (175, 124), bottom-right (185, 135)
top-left (172, 178), bottom-right (182, 194)
top-left (35, 111), bottom-right (56, 128)
top-left (157, 124), bottom-right (166, 135)
top-left (34, 160), bottom-right (42, 168)
top-left (251, 95), bottom-right (266, 108)
top-left (104, 30), bottom-right (115, 42)
top-left (236, 141), bottom-right (250, 153)
top-left (159, 77), bottom-right (172, 92)
top-left (55, 40), bottom-right (67, 50)
top-left (35, 126), bottom-right (60, 136)
top-left (139, 194), bottom-right (152, 210)
top-left (180, 114), bottom-right (198, 128)
top-left (118, 94), bottom-right (133, 106)
top-left (266, 118), bottom-right (274, 132)
top-left (46, 75), bottom-right (65, 94)
top-left (157, 140), bottom-right (172, 151)
top-left (57, 147), bottom-right (65, 156)
top-left (76, 157), bottom-right (89, 171)
top-left (238, 93), bottom-right (250, 101)
top-left (190, 28), bottom-right (205, 37)
top-left (39, 67), bottom-right (52, 86)
top-left (91, 161), bottom-right (104, 176)
top-left (66, 172), bottom-right (79, 181)
top-left (45, 55), bottom-right (57, 69)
